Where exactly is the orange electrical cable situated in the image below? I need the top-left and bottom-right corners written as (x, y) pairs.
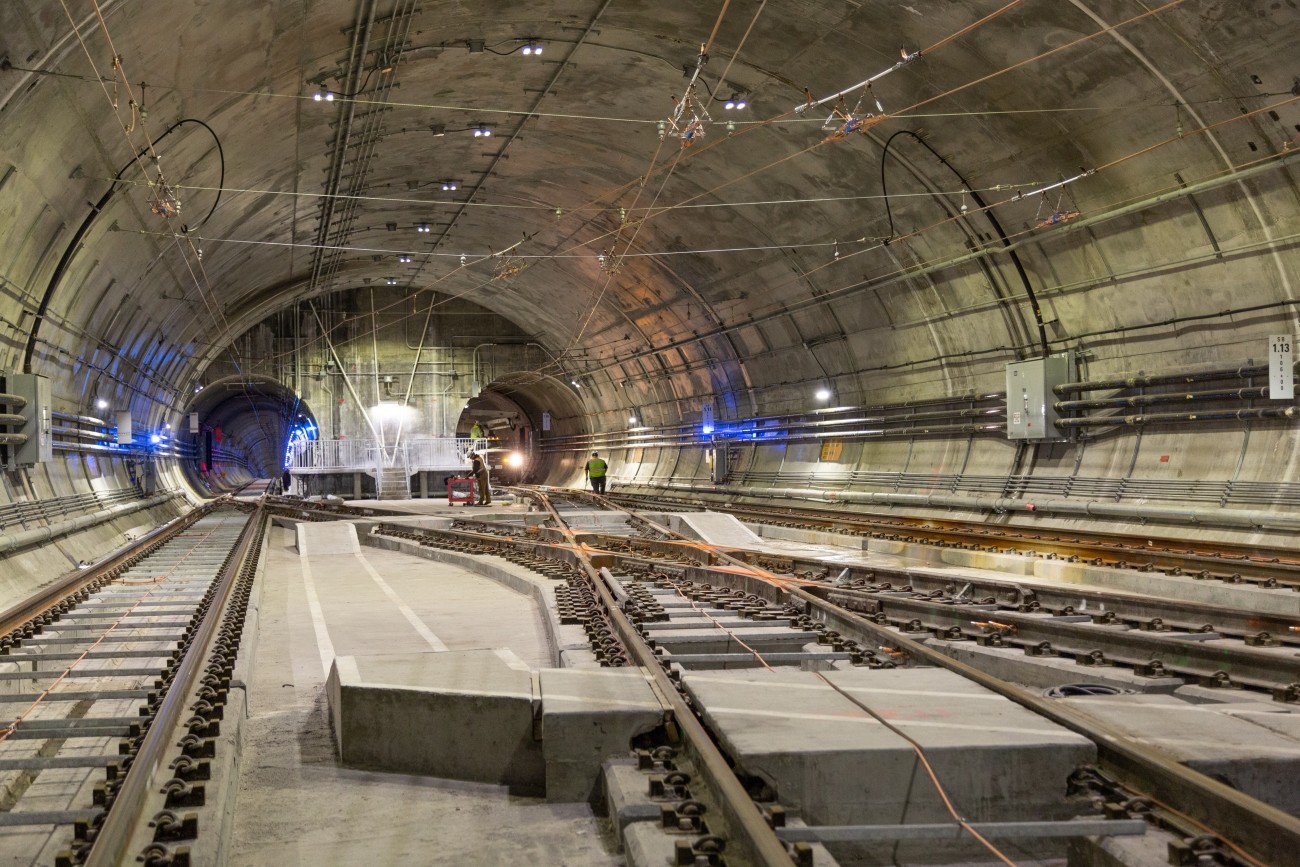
top-left (701, 0), bottom-right (733, 57)
top-left (0, 520), bottom-right (218, 740)
top-left (815, 671), bottom-right (1020, 865)
top-left (0, 594), bottom-right (152, 742)
top-left (920, 0), bottom-right (1029, 56)
top-left (682, 591), bottom-right (778, 672)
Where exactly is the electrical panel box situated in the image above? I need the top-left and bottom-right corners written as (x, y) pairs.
top-left (6, 373), bottom-right (53, 468)
top-left (1006, 352), bottom-right (1074, 441)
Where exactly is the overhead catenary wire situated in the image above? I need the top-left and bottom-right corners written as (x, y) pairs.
top-left (166, 115), bottom-right (1300, 373)
top-left (556, 0), bottom-right (741, 356)
top-left (51, 0), bottom-right (258, 426)
top-left (37, 0), bottom-right (1231, 399)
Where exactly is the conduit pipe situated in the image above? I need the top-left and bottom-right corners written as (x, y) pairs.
top-left (0, 492), bottom-right (182, 554)
top-left (1055, 386), bottom-right (1270, 411)
top-left (1056, 361), bottom-right (1295, 395)
top-left (1056, 407), bottom-right (1295, 428)
top-left (640, 480), bottom-right (1300, 532)
top-left (0, 413), bottom-right (25, 425)
top-left (0, 433), bottom-right (28, 446)
top-left (550, 422), bottom-right (1004, 454)
top-left (53, 412), bottom-right (107, 426)
top-left (53, 426), bottom-right (112, 441)
top-left (0, 393), bottom-right (27, 408)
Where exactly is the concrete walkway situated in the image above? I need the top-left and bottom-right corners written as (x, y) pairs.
top-left (225, 512), bottom-right (621, 866)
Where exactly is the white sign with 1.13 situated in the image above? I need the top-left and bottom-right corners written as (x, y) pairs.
top-left (1270, 335), bottom-right (1294, 400)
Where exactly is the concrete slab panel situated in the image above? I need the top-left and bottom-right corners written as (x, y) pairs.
top-left (1063, 694), bottom-right (1300, 815)
top-left (1034, 561), bottom-right (1300, 618)
top-left (296, 520), bottom-right (361, 556)
top-left (681, 667), bottom-right (1094, 827)
top-left (646, 626), bottom-right (815, 656)
top-left (929, 640), bottom-right (1186, 694)
top-left (539, 669), bottom-right (667, 802)
top-left (672, 512), bottom-right (764, 547)
top-left (328, 649), bottom-right (544, 794)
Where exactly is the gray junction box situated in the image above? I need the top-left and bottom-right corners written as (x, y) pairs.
top-left (1006, 352), bottom-right (1074, 441)
top-left (5, 373), bottom-right (53, 468)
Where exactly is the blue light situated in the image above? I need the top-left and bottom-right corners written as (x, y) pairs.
top-left (150, 434), bottom-right (162, 444)
top-left (283, 419), bottom-right (320, 469)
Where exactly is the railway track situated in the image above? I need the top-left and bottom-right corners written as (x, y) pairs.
top-left (283, 489), bottom-right (1300, 865)
top-left (0, 500), bottom-right (264, 865)
top-left (606, 491), bottom-right (1300, 588)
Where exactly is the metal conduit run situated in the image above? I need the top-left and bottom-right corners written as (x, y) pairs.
top-left (1057, 406), bottom-right (1295, 428)
top-left (546, 394), bottom-right (1008, 452)
top-left (1055, 385), bottom-right (1270, 411)
top-left (1056, 361), bottom-right (1297, 395)
top-left (1052, 359), bottom-right (1297, 430)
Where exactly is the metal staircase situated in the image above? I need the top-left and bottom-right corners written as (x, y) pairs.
top-left (377, 466), bottom-right (410, 500)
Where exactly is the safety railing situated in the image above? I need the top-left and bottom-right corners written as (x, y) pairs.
top-left (286, 438), bottom-right (489, 474)
top-left (286, 439), bottom-right (378, 472)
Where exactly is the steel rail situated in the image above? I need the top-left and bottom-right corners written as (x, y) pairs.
top-left (606, 493), bottom-right (1300, 582)
top-left (787, 584), bottom-right (1300, 867)
top-left (0, 504), bottom-right (208, 636)
top-left (569, 491), bottom-right (1300, 864)
top-left (808, 568), bottom-right (1300, 641)
top-left (330, 489), bottom-right (1298, 862)
top-left (83, 505), bottom-right (265, 867)
top-left (834, 590), bottom-right (1299, 689)
top-left (523, 489), bottom-right (794, 867)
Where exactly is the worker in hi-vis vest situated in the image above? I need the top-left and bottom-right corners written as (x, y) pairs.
top-left (584, 451), bottom-right (608, 494)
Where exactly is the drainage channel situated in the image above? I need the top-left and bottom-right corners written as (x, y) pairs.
top-left (0, 506), bottom-right (262, 865)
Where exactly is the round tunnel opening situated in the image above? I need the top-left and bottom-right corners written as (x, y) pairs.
top-left (456, 374), bottom-right (588, 485)
top-left (183, 375), bottom-right (316, 492)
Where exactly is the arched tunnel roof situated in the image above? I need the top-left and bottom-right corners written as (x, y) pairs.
top-left (0, 0), bottom-right (1296, 439)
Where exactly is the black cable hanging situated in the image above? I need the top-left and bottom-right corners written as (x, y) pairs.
top-left (24, 118), bottom-right (227, 372)
top-left (879, 129), bottom-right (1050, 358)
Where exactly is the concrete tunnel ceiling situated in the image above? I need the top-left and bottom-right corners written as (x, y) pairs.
top-left (0, 0), bottom-right (1298, 463)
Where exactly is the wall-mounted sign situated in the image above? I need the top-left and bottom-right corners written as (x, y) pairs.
top-left (1270, 335), bottom-right (1294, 400)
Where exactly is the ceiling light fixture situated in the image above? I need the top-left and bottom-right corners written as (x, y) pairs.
top-left (429, 123), bottom-right (446, 137)
top-left (398, 254), bottom-right (412, 263)
top-left (386, 277), bottom-right (398, 285)
top-left (313, 87), bottom-right (334, 102)
top-left (724, 93), bottom-right (746, 110)
top-left (472, 124), bottom-right (492, 137)
top-left (460, 254), bottom-right (467, 266)
top-left (415, 223), bottom-right (431, 233)
top-left (815, 388), bottom-right (832, 401)
top-left (520, 40), bottom-right (544, 55)
top-left (441, 180), bottom-right (459, 191)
